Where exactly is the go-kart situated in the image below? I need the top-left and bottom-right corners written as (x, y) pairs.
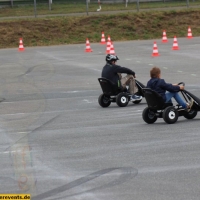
top-left (98, 77), bottom-right (145, 107)
top-left (142, 82), bottom-right (200, 124)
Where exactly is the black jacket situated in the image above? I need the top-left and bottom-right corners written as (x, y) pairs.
top-left (147, 78), bottom-right (180, 102)
top-left (101, 63), bottom-right (135, 86)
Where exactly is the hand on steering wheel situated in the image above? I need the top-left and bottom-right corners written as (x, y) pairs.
top-left (177, 82), bottom-right (185, 86)
top-left (177, 82), bottom-right (185, 90)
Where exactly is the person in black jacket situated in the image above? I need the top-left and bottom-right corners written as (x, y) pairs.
top-left (147, 67), bottom-right (193, 111)
top-left (101, 54), bottom-right (142, 101)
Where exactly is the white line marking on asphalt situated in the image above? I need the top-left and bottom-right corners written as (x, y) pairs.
top-left (91, 68), bottom-right (101, 72)
top-left (19, 90), bottom-right (96, 94)
top-left (163, 67), bottom-right (168, 69)
top-left (37, 51), bottom-right (101, 72)
top-left (1, 113), bottom-right (29, 116)
top-left (83, 99), bottom-right (92, 103)
top-left (139, 164), bottom-right (200, 174)
top-left (0, 108), bottom-right (98, 116)
top-left (37, 51), bottom-right (66, 61)
top-left (148, 64), bottom-right (153, 66)
top-left (105, 110), bottom-right (142, 114)
top-left (61, 91), bottom-right (79, 93)
top-left (17, 132), bottom-right (29, 134)
top-left (191, 74), bottom-right (196, 76)
top-left (177, 71), bottom-right (182, 73)
top-left (0, 150), bottom-right (21, 154)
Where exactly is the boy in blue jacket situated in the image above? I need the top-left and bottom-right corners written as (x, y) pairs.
top-left (147, 67), bottom-right (193, 111)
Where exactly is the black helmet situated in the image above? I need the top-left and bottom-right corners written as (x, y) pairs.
top-left (106, 54), bottom-right (119, 63)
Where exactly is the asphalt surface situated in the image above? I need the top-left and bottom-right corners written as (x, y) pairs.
top-left (0, 36), bottom-right (200, 200)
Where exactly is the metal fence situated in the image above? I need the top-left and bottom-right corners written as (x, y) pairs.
top-left (0, 0), bottom-right (195, 5)
top-left (0, 0), bottom-right (199, 18)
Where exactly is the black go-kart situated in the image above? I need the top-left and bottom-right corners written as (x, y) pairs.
top-left (142, 82), bottom-right (200, 124)
top-left (98, 77), bottom-right (145, 107)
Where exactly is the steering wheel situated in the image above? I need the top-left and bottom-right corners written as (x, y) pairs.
top-left (177, 82), bottom-right (185, 86)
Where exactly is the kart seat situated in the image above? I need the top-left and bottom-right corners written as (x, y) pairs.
top-left (142, 88), bottom-right (173, 110)
top-left (98, 78), bottom-right (127, 96)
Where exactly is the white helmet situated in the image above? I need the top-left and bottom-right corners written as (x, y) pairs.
top-left (106, 54), bottom-right (119, 63)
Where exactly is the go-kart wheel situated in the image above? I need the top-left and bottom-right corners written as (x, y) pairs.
top-left (163, 106), bottom-right (178, 124)
top-left (132, 99), bottom-right (142, 104)
top-left (116, 93), bottom-right (129, 107)
top-left (142, 107), bottom-right (157, 124)
top-left (98, 94), bottom-right (111, 107)
top-left (183, 109), bottom-right (198, 119)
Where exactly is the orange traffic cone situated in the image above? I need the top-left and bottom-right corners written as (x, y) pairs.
top-left (107, 35), bottom-right (111, 43)
top-left (18, 38), bottom-right (24, 51)
top-left (187, 26), bottom-right (193, 39)
top-left (106, 36), bottom-right (111, 54)
top-left (172, 36), bottom-right (179, 50)
top-left (162, 30), bottom-right (168, 43)
top-left (109, 41), bottom-right (115, 55)
top-left (85, 38), bottom-right (92, 52)
top-left (152, 41), bottom-right (159, 57)
top-left (100, 32), bottom-right (106, 44)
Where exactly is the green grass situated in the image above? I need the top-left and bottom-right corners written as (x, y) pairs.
top-left (0, 3), bottom-right (200, 49)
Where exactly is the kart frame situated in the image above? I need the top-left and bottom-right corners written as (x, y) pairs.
top-left (142, 86), bottom-right (200, 124)
top-left (98, 77), bottom-right (145, 107)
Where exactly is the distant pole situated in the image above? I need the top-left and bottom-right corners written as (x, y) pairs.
top-left (49, 0), bottom-right (52, 11)
top-left (136, 0), bottom-right (139, 11)
top-left (11, 0), bottom-right (13, 8)
top-left (34, 0), bottom-right (37, 18)
top-left (86, 0), bottom-right (88, 16)
top-left (186, 0), bottom-right (189, 7)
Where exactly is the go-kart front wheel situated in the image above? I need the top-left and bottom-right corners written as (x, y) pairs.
top-left (184, 109), bottom-right (198, 119)
top-left (142, 107), bottom-right (157, 124)
top-left (116, 93), bottom-right (129, 107)
top-left (98, 94), bottom-right (111, 107)
top-left (163, 106), bottom-right (178, 124)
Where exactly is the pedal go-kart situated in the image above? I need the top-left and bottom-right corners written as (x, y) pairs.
top-left (142, 82), bottom-right (200, 124)
top-left (98, 77), bottom-right (145, 107)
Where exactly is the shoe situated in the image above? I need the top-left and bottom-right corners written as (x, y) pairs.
top-left (177, 106), bottom-right (185, 111)
top-left (186, 98), bottom-right (194, 112)
top-left (130, 94), bottom-right (142, 102)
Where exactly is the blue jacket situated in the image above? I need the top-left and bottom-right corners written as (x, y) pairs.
top-left (147, 78), bottom-right (180, 101)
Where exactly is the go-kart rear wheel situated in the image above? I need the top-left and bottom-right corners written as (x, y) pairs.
top-left (116, 93), bottom-right (129, 107)
top-left (163, 106), bottom-right (178, 124)
top-left (142, 107), bottom-right (157, 124)
top-left (98, 94), bottom-right (111, 107)
top-left (183, 109), bottom-right (198, 119)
